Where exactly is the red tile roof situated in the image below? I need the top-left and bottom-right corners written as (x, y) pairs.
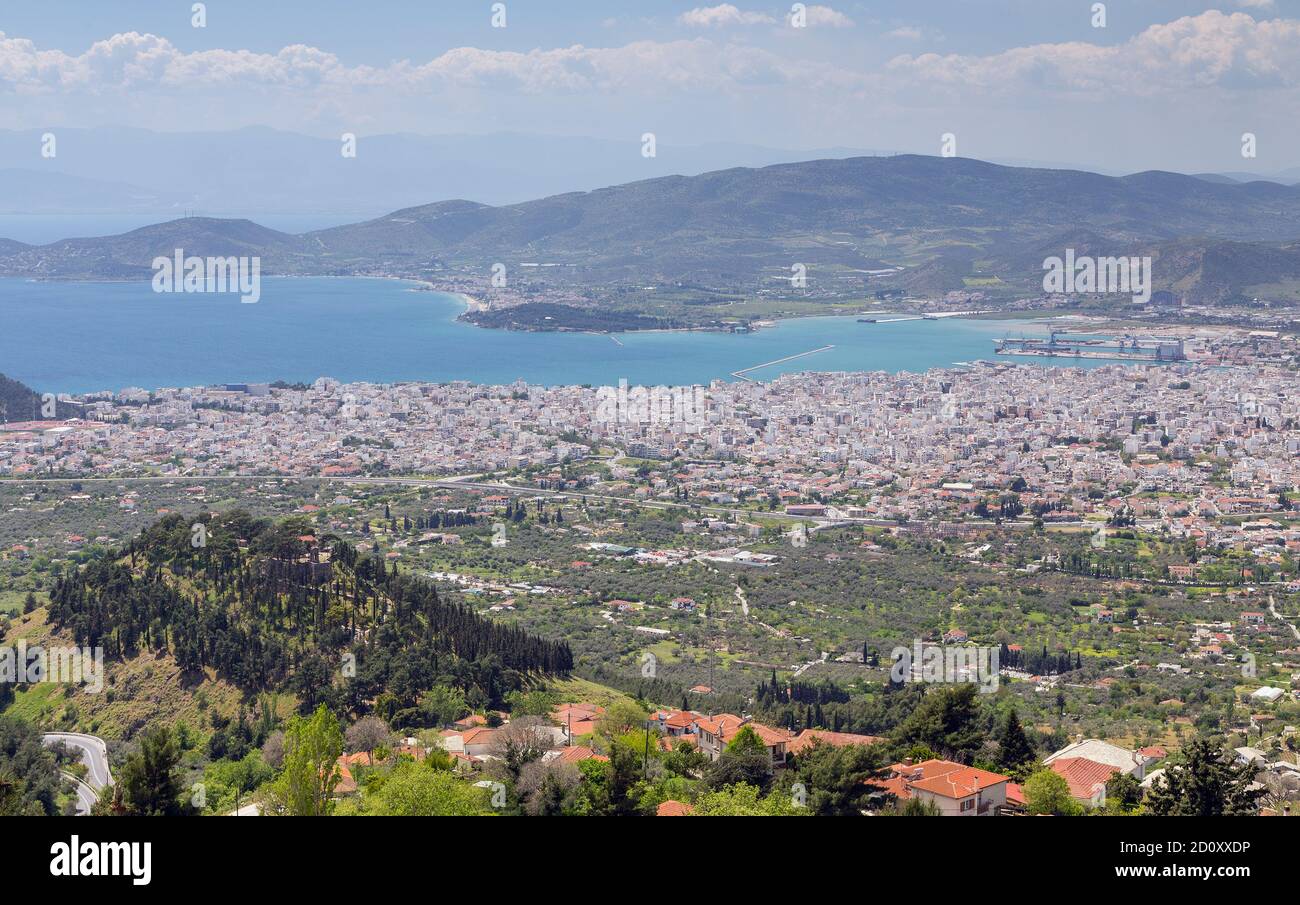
top-left (693, 713), bottom-right (746, 736)
top-left (657, 800), bottom-right (695, 816)
top-left (459, 727), bottom-right (497, 746)
top-left (871, 774), bottom-right (913, 801)
top-left (334, 758), bottom-right (357, 794)
top-left (727, 722), bottom-right (792, 747)
top-left (909, 766), bottom-right (1007, 800)
top-left (649, 709), bottom-right (696, 730)
top-left (1049, 757), bottom-right (1119, 801)
top-left (556, 746), bottom-right (605, 763)
top-left (787, 729), bottom-right (884, 755)
top-left (887, 759), bottom-right (1009, 801)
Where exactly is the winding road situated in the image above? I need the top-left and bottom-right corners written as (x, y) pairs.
top-left (1269, 594), bottom-right (1300, 641)
top-left (42, 731), bottom-right (112, 816)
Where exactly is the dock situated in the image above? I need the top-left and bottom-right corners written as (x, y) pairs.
top-left (731, 345), bottom-right (835, 381)
top-left (995, 331), bottom-right (1184, 363)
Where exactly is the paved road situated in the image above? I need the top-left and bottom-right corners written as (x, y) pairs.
top-left (1269, 594), bottom-right (1300, 641)
top-left (43, 732), bottom-right (112, 814)
top-left (61, 772), bottom-right (99, 816)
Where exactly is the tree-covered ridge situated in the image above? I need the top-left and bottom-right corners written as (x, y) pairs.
top-left (47, 512), bottom-right (572, 714)
top-left (0, 372), bottom-right (76, 423)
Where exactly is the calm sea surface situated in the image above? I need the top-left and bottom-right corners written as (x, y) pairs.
top-left (0, 277), bottom-right (1119, 394)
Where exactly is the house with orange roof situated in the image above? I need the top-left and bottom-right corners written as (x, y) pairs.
top-left (1045, 738), bottom-right (1148, 779)
top-left (1004, 782), bottom-right (1026, 812)
top-left (342, 751), bottom-right (376, 769)
top-left (546, 745), bottom-right (609, 764)
top-left (1048, 757), bottom-right (1119, 808)
top-left (457, 727), bottom-right (499, 758)
top-left (437, 728), bottom-right (467, 756)
top-left (693, 714), bottom-right (792, 768)
top-left (876, 759), bottom-right (1010, 816)
top-left (332, 749), bottom-right (403, 794)
top-left (334, 765), bottom-right (357, 795)
top-left (648, 709), bottom-right (696, 737)
top-left (786, 728), bottom-right (884, 756)
top-left (692, 713), bottom-right (746, 760)
top-left (553, 702), bottom-right (605, 742)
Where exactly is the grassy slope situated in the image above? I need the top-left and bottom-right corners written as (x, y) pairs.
top-left (1, 608), bottom-right (291, 740)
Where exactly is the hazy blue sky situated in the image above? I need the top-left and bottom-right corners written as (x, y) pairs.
top-left (3, 1), bottom-right (1298, 173)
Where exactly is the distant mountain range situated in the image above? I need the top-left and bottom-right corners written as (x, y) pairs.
top-left (4, 154), bottom-right (1300, 306)
top-left (0, 168), bottom-right (190, 215)
top-left (0, 126), bottom-right (898, 218)
top-left (1193, 169), bottom-right (1300, 186)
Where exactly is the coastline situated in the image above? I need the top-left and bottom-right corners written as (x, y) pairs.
top-left (455, 291), bottom-right (487, 314)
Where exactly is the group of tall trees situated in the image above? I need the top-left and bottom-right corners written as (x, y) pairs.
top-left (753, 674), bottom-right (858, 732)
top-left (755, 673), bottom-right (851, 708)
top-left (974, 494), bottom-right (1025, 520)
top-left (402, 510), bottom-right (480, 531)
top-left (999, 642), bottom-right (1082, 676)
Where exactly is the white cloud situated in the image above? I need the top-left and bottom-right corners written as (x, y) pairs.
top-left (886, 10), bottom-right (1300, 95)
top-left (7, 10), bottom-right (1290, 104)
top-left (0, 8), bottom-right (1296, 163)
top-left (678, 5), bottom-right (776, 28)
top-left (794, 5), bottom-right (856, 28)
top-left (0, 30), bottom-right (864, 100)
top-left (887, 26), bottom-right (923, 40)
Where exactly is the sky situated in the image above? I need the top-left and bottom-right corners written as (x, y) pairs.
top-left (2, 1), bottom-right (1298, 174)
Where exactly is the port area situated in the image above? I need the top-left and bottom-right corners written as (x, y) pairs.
top-left (994, 330), bottom-right (1186, 362)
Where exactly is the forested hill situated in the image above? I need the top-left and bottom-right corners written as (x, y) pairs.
top-left (48, 512), bottom-right (572, 720)
top-left (0, 373), bottom-right (77, 422)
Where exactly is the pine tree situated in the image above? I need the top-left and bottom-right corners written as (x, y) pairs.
top-left (118, 725), bottom-right (190, 816)
top-left (997, 709), bottom-right (1035, 769)
top-left (1145, 736), bottom-right (1264, 816)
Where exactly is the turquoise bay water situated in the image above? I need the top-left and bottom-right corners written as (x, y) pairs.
top-left (0, 277), bottom-right (1106, 394)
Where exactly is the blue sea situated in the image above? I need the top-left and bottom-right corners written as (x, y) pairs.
top-left (0, 276), bottom-right (1113, 394)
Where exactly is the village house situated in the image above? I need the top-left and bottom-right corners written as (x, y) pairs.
top-left (1045, 738), bottom-right (1152, 780)
top-left (876, 759), bottom-right (1011, 815)
top-left (692, 714), bottom-right (791, 769)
